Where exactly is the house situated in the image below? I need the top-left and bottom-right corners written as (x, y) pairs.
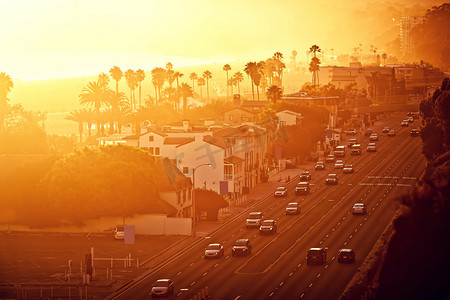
top-left (276, 110), bottom-right (303, 127)
top-left (222, 106), bottom-right (258, 125)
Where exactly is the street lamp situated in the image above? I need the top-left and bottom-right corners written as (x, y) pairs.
top-left (192, 163), bottom-right (211, 237)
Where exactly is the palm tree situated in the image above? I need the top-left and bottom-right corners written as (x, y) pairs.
top-left (309, 45), bottom-right (322, 86)
top-left (202, 70), bottom-right (212, 102)
top-left (79, 80), bottom-right (110, 135)
top-left (98, 72), bottom-right (110, 88)
top-left (65, 109), bottom-right (85, 143)
top-left (233, 72), bottom-right (244, 96)
top-left (291, 50), bottom-right (298, 68)
top-left (109, 66), bottom-right (123, 93)
top-left (266, 85), bottom-right (283, 104)
top-left (197, 77), bottom-right (205, 101)
top-left (165, 63), bottom-right (175, 104)
top-left (228, 77), bottom-right (235, 96)
top-left (244, 62), bottom-right (257, 100)
top-left (0, 72), bottom-right (13, 130)
top-left (223, 64), bottom-right (231, 100)
top-left (124, 69), bottom-right (137, 110)
top-left (272, 52), bottom-right (285, 87)
top-left (189, 73), bottom-right (198, 94)
top-left (174, 71), bottom-right (183, 88)
top-left (105, 91), bottom-right (128, 133)
top-left (178, 83), bottom-right (193, 111)
top-left (135, 69), bottom-right (146, 108)
top-left (151, 67), bottom-right (166, 103)
top-left (382, 53), bottom-right (387, 66)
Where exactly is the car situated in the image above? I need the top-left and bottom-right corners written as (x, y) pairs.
top-left (204, 243), bottom-right (224, 259)
top-left (410, 128), bottom-right (419, 137)
top-left (407, 116), bottom-right (414, 123)
top-left (347, 138), bottom-right (358, 148)
top-left (338, 249), bottom-right (355, 263)
top-left (326, 173), bottom-right (338, 185)
top-left (232, 239), bottom-right (252, 256)
top-left (325, 154), bottom-right (335, 163)
top-left (315, 161), bottom-right (325, 170)
top-left (364, 128), bottom-right (373, 136)
top-left (344, 128), bottom-right (357, 135)
top-left (366, 142), bottom-right (377, 152)
top-left (151, 279), bottom-right (174, 297)
top-left (307, 248), bottom-right (327, 265)
top-left (382, 126), bottom-right (390, 133)
top-left (388, 129), bottom-right (396, 136)
top-left (259, 220), bottom-right (277, 235)
top-left (274, 186), bottom-right (288, 197)
top-left (369, 133), bottom-right (378, 141)
top-left (401, 120), bottom-right (409, 127)
top-left (285, 202), bottom-right (300, 215)
top-left (246, 212), bottom-right (264, 228)
top-left (114, 225), bottom-right (125, 239)
top-left (350, 144), bottom-right (362, 155)
top-left (299, 171), bottom-right (311, 181)
top-left (295, 182), bottom-right (310, 195)
top-left (334, 160), bottom-right (344, 169)
top-left (334, 145), bottom-right (346, 157)
top-left (343, 164), bottom-right (354, 173)
top-left (352, 203), bottom-right (367, 214)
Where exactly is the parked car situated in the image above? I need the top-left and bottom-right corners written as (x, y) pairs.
top-left (114, 225), bottom-right (125, 239)
top-left (274, 186), bottom-right (288, 197)
top-left (343, 164), bottom-right (354, 173)
top-left (259, 220), bottom-right (277, 235)
top-left (334, 160), bottom-right (344, 169)
top-left (334, 145), bottom-right (346, 157)
top-left (364, 128), bottom-right (373, 136)
top-left (326, 173), bottom-right (338, 185)
top-left (246, 212), bottom-right (264, 228)
top-left (232, 239), bottom-right (252, 256)
top-left (350, 144), bottom-right (362, 155)
top-left (325, 154), bottom-right (335, 163)
top-left (299, 171), bottom-right (311, 181)
top-left (347, 138), bottom-right (358, 148)
top-left (285, 202), bottom-right (300, 215)
top-left (204, 243), bottom-right (224, 259)
top-left (338, 249), bottom-right (355, 263)
top-left (315, 161), bottom-right (325, 170)
top-left (151, 279), bottom-right (174, 297)
top-left (307, 248), bottom-right (327, 265)
top-left (352, 203), bottom-right (367, 214)
top-left (295, 182), bottom-right (310, 195)
top-left (366, 142), bottom-right (377, 152)
top-left (369, 133), bottom-right (378, 141)
top-left (410, 128), bottom-right (419, 137)
top-left (382, 126), bottom-right (390, 133)
top-left (388, 129), bottom-right (396, 136)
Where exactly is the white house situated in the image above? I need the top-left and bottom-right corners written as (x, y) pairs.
top-left (276, 110), bottom-right (304, 127)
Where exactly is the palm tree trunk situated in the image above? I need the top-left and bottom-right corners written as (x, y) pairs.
top-left (78, 122), bottom-right (83, 143)
top-left (139, 83), bottom-right (142, 107)
top-left (206, 80), bottom-right (210, 102)
top-left (226, 72), bottom-right (229, 100)
top-left (256, 85), bottom-right (260, 101)
top-left (115, 81), bottom-right (119, 93)
top-left (251, 82), bottom-right (255, 101)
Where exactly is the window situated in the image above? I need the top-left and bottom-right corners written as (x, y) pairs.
top-left (155, 147), bottom-right (160, 155)
top-left (183, 167), bottom-right (189, 174)
top-left (229, 115), bottom-right (233, 121)
top-left (149, 147), bottom-right (154, 154)
top-left (149, 136), bottom-right (154, 142)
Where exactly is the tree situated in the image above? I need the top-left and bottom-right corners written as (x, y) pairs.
top-left (179, 83), bottom-right (193, 111)
top-left (109, 66), bottom-right (123, 93)
top-left (135, 69), bottom-right (146, 108)
top-left (382, 53), bottom-right (388, 66)
top-left (65, 109), bottom-right (85, 143)
top-left (165, 63), bottom-right (176, 104)
top-left (272, 52), bottom-right (285, 87)
top-left (79, 80), bottom-right (110, 136)
top-left (195, 189), bottom-right (228, 221)
top-left (197, 77), bottom-right (205, 101)
top-left (309, 45), bottom-right (321, 86)
top-left (124, 69), bottom-right (137, 110)
top-left (174, 71), bottom-right (183, 88)
top-left (97, 72), bottom-right (110, 88)
top-left (233, 72), bottom-right (244, 96)
top-left (223, 64), bottom-right (231, 100)
top-left (202, 70), bottom-right (212, 102)
top-left (0, 72), bottom-right (14, 130)
top-left (266, 85), bottom-right (283, 104)
top-left (189, 72), bottom-right (198, 94)
top-left (244, 62), bottom-right (258, 100)
top-left (151, 67), bottom-right (166, 103)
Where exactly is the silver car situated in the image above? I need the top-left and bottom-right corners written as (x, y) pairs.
top-left (285, 202), bottom-right (300, 215)
top-left (151, 279), bottom-right (174, 297)
top-left (352, 203), bottom-right (367, 214)
top-left (204, 243), bottom-right (224, 259)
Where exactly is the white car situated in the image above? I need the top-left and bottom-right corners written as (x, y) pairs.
top-left (274, 186), bottom-right (288, 197)
top-left (204, 243), bottom-right (224, 259)
top-left (366, 143), bottom-right (377, 152)
top-left (369, 133), bottom-right (378, 141)
top-left (334, 160), bottom-right (344, 169)
top-left (151, 279), bottom-right (174, 297)
top-left (388, 129), bottom-right (396, 136)
top-left (246, 212), bottom-right (264, 228)
top-left (114, 225), bottom-right (124, 239)
top-left (285, 202), bottom-right (300, 215)
top-left (326, 173), bottom-right (338, 185)
top-left (352, 203), bottom-right (367, 214)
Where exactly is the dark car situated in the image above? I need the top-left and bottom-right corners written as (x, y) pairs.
top-left (345, 128), bottom-right (357, 135)
top-left (315, 161), bottom-right (325, 170)
top-left (343, 164), bottom-right (354, 173)
top-left (388, 129), bottom-right (396, 136)
top-left (338, 249), bottom-right (355, 263)
top-left (410, 128), bottom-right (419, 137)
top-left (326, 173), bottom-right (338, 185)
top-left (151, 279), bottom-right (174, 297)
top-left (232, 239), bottom-right (252, 256)
top-left (325, 154), bottom-right (335, 163)
top-left (259, 220), bottom-right (277, 235)
top-left (274, 186), bottom-right (288, 197)
top-left (295, 182), bottom-right (310, 195)
top-left (334, 145), bottom-right (346, 157)
top-left (350, 144), bottom-right (362, 155)
top-left (347, 138), bottom-right (358, 148)
top-left (365, 128), bottom-right (373, 136)
top-left (299, 171), bottom-right (311, 181)
top-left (285, 202), bottom-right (300, 215)
top-left (204, 243), bottom-right (224, 259)
top-left (382, 126), bottom-right (390, 133)
top-left (366, 142), bottom-right (377, 152)
top-left (307, 248), bottom-right (327, 265)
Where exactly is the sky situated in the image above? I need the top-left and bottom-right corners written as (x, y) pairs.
top-left (0, 0), bottom-right (447, 81)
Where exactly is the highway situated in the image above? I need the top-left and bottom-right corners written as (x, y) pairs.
top-left (110, 114), bottom-right (425, 300)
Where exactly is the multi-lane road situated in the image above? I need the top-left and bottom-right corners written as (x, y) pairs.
top-left (111, 114), bottom-right (425, 300)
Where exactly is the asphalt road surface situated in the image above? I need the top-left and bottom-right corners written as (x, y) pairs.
top-left (109, 115), bottom-right (425, 299)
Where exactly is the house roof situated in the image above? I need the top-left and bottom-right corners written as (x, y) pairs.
top-left (164, 137), bottom-right (195, 146)
top-left (213, 125), bottom-right (266, 138)
top-left (156, 158), bottom-right (192, 192)
top-left (203, 135), bottom-right (231, 149)
top-left (122, 134), bottom-right (140, 140)
top-left (140, 128), bottom-right (167, 137)
top-left (224, 155), bottom-right (245, 164)
top-left (222, 106), bottom-right (257, 115)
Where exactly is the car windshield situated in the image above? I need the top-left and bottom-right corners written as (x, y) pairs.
top-left (301, 171), bottom-right (309, 175)
top-left (276, 187), bottom-right (286, 191)
top-left (354, 204), bottom-right (364, 207)
top-left (248, 214), bottom-right (261, 219)
top-left (116, 225), bottom-right (124, 231)
top-left (344, 164), bottom-right (353, 168)
top-left (261, 221), bottom-right (273, 226)
top-left (336, 160), bottom-right (343, 163)
top-left (235, 240), bottom-right (248, 246)
top-left (328, 174), bottom-right (337, 178)
top-left (154, 280), bottom-right (170, 287)
top-left (287, 203), bottom-right (298, 208)
top-left (206, 244), bottom-right (221, 250)
top-left (316, 162), bottom-right (324, 165)
top-left (298, 182), bottom-right (307, 187)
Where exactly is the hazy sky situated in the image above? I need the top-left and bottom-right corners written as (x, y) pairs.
top-left (0, 0), bottom-right (446, 80)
